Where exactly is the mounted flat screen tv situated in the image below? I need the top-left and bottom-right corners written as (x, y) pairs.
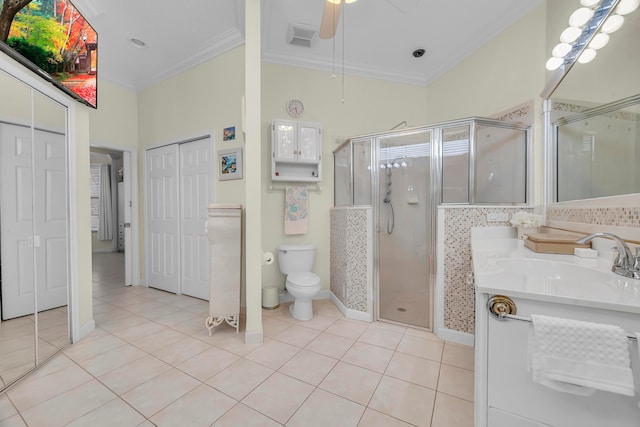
top-left (0, 0), bottom-right (97, 108)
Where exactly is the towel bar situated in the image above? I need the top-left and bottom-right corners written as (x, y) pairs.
top-left (487, 295), bottom-right (638, 342)
top-left (268, 184), bottom-right (322, 192)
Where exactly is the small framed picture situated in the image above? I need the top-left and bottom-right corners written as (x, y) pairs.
top-left (223, 126), bottom-right (236, 141)
top-left (218, 148), bottom-right (243, 181)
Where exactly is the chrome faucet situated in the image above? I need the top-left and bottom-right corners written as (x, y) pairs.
top-left (576, 232), bottom-right (640, 279)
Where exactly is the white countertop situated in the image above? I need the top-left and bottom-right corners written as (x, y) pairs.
top-left (471, 227), bottom-right (640, 314)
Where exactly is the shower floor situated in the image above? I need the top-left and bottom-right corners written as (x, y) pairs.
top-left (379, 287), bottom-right (430, 329)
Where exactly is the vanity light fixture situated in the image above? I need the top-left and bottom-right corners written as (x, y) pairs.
top-left (545, 0), bottom-right (639, 71)
top-left (588, 32), bottom-right (610, 48)
top-left (600, 14), bottom-right (624, 32)
top-left (569, 7), bottom-right (595, 26)
top-left (560, 26), bottom-right (582, 43)
top-left (552, 42), bottom-right (573, 58)
top-left (577, 47), bottom-right (597, 63)
top-left (615, 0), bottom-right (640, 14)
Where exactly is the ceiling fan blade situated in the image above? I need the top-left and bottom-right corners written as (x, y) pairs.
top-left (319, 0), bottom-right (342, 39)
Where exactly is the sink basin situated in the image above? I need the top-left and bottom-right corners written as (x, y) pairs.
top-left (491, 258), bottom-right (612, 283)
top-left (477, 258), bottom-right (618, 299)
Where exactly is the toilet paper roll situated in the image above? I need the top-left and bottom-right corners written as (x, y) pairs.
top-left (263, 252), bottom-right (274, 265)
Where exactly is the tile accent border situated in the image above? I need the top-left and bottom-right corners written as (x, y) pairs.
top-left (546, 206), bottom-right (640, 229)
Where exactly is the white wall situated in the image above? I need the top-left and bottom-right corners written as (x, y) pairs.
top-left (135, 49), bottom-right (427, 297)
top-left (425, 2), bottom-right (548, 204)
top-left (136, 47), bottom-right (246, 288)
top-left (260, 63), bottom-right (428, 292)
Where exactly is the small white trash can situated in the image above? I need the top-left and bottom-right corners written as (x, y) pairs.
top-left (262, 284), bottom-right (280, 309)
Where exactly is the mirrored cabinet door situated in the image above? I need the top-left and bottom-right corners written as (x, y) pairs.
top-left (0, 69), bottom-right (37, 388)
top-left (32, 91), bottom-right (70, 365)
top-left (0, 69), bottom-right (70, 393)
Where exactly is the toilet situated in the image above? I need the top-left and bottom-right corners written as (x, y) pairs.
top-left (278, 244), bottom-right (321, 321)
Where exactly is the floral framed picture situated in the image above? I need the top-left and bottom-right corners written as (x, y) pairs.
top-left (218, 148), bottom-right (243, 181)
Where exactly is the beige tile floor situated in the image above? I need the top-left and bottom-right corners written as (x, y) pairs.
top-left (0, 253), bottom-right (474, 426)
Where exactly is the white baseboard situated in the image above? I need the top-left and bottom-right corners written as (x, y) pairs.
top-left (330, 292), bottom-right (373, 322)
top-left (436, 327), bottom-right (475, 347)
top-left (91, 248), bottom-right (117, 254)
top-left (244, 330), bottom-right (264, 345)
top-left (76, 320), bottom-right (96, 342)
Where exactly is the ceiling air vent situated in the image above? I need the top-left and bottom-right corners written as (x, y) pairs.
top-left (287, 24), bottom-right (318, 48)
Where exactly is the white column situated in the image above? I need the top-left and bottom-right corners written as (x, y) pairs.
top-left (244, 0), bottom-right (263, 344)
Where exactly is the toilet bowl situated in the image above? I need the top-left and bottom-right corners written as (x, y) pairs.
top-left (278, 244), bottom-right (321, 321)
top-left (286, 272), bottom-right (321, 321)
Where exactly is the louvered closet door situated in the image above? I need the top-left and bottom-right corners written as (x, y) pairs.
top-left (146, 144), bottom-right (180, 293)
top-left (179, 138), bottom-right (212, 300)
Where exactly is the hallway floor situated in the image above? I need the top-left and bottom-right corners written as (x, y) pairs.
top-left (0, 252), bottom-right (474, 426)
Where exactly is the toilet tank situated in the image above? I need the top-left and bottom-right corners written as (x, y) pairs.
top-left (278, 244), bottom-right (315, 274)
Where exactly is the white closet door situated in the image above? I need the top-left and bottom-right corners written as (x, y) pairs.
top-left (0, 124), bottom-right (36, 320)
top-left (146, 144), bottom-right (180, 293)
top-left (179, 138), bottom-right (212, 300)
top-left (34, 129), bottom-right (68, 312)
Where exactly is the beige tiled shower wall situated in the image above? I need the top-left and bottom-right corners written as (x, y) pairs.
top-left (441, 206), bottom-right (534, 334)
top-left (330, 207), bottom-right (371, 313)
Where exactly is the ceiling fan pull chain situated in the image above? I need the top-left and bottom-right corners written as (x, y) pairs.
top-left (342, 0), bottom-right (346, 103)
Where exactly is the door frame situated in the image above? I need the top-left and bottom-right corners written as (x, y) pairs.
top-left (143, 132), bottom-right (215, 292)
top-left (89, 142), bottom-right (140, 286)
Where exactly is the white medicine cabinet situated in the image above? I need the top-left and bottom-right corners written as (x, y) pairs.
top-left (272, 119), bottom-right (322, 182)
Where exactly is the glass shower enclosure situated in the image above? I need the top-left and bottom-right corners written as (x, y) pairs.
top-left (334, 118), bottom-right (530, 330)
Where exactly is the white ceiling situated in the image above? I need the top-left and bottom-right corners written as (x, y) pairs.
top-left (72, 0), bottom-right (542, 91)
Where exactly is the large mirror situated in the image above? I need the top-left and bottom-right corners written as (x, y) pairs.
top-left (0, 67), bottom-right (70, 392)
top-left (546, 0), bottom-right (640, 201)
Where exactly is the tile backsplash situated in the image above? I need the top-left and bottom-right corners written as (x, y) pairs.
top-left (546, 206), bottom-right (640, 229)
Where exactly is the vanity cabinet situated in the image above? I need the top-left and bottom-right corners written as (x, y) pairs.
top-left (475, 294), bottom-right (640, 427)
top-left (272, 119), bottom-right (322, 182)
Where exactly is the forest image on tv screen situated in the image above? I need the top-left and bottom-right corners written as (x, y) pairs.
top-left (0, 0), bottom-right (97, 107)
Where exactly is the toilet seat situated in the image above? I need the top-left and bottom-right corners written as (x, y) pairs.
top-left (287, 272), bottom-right (320, 288)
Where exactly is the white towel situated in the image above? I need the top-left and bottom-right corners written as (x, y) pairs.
top-left (529, 314), bottom-right (634, 396)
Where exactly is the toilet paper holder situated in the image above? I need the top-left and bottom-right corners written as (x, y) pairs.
top-left (263, 251), bottom-right (274, 265)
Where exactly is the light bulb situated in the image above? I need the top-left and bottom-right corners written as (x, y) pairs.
top-left (577, 48), bottom-right (597, 63)
top-left (327, 0), bottom-right (342, 4)
top-left (380, 164), bottom-right (386, 169)
top-left (569, 7), bottom-right (594, 27)
top-left (580, 0), bottom-right (600, 6)
top-left (560, 26), bottom-right (582, 43)
top-left (616, 0), bottom-right (640, 15)
top-left (345, 0), bottom-right (358, 3)
top-left (552, 42), bottom-right (572, 58)
top-left (601, 15), bottom-right (624, 33)
top-left (546, 57), bottom-right (564, 70)
top-left (387, 163), bottom-right (393, 169)
top-left (588, 32), bottom-right (609, 49)
top-left (393, 162), bottom-right (400, 168)
top-left (401, 161), bottom-right (408, 167)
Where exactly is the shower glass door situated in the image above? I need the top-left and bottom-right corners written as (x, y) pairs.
top-left (376, 130), bottom-right (433, 329)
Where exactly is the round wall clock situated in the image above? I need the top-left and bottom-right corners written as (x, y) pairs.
top-left (286, 99), bottom-right (305, 118)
